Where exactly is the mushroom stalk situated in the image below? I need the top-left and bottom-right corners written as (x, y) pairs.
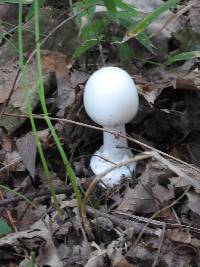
top-left (103, 125), bottom-right (128, 162)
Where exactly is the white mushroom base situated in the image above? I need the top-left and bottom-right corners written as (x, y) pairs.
top-left (90, 146), bottom-right (136, 187)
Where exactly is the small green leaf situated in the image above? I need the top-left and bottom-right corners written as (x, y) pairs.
top-left (102, 0), bottom-right (117, 16)
top-left (114, 0), bottom-right (138, 16)
top-left (81, 19), bottom-right (107, 39)
top-left (124, 0), bottom-right (180, 41)
top-left (0, 218), bottom-right (12, 236)
top-left (116, 41), bottom-right (132, 64)
top-left (165, 51), bottom-right (200, 65)
top-left (136, 32), bottom-right (156, 54)
top-left (72, 39), bottom-right (98, 59)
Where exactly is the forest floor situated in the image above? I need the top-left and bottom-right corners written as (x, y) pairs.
top-left (0, 1), bottom-right (200, 266)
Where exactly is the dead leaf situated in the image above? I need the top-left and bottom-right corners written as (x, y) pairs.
top-left (70, 69), bottom-right (88, 88)
top-left (166, 229), bottom-right (200, 248)
top-left (169, 161), bottom-right (200, 192)
top-left (0, 130), bottom-right (13, 152)
top-left (37, 239), bottom-right (63, 267)
top-left (166, 229), bottom-right (192, 244)
top-left (117, 185), bottom-right (158, 214)
top-left (0, 59), bottom-right (52, 133)
top-left (17, 201), bottom-right (46, 231)
top-left (91, 217), bottom-right (114, 231)
top-left (16, 132), bottom-right (37, 179)
top-left (188, 0), bottom-right (200, 34)
top-left (84, 249), bottom-right (106, 267)
top-left (0, 218), bottom-right (62, 266)
top-left (117, 160), bottom-right (169, 213)
top-left (4, 151), bottom-right (24, 172)
top-left (152, 183), bottom-right (174, 204)
top-left (42, 50), bottom-right (76, 117)
top-left (0, 4), bottom-right (11, 19)
top-left (107, 237), bottom-right (135, 267)
top-left (186, 191), bottom-right (200, 216)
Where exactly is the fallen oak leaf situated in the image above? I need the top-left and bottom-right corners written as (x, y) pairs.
top-left (16, 132), bottom-right (37, 179)
top-left (42, 50), bottom-right (76, 117)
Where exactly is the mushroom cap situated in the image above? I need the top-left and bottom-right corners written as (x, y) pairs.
top-left (84, 66), bottom-right (139, 126)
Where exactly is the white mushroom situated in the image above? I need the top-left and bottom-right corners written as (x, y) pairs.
top-left (84, 66), bottom-right (139, 187)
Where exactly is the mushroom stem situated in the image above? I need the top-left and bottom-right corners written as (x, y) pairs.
top-left (103, 125), bottom-right (128, 162)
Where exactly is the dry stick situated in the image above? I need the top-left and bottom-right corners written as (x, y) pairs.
top-left (86, 206), bottom-right (160, 237)
top-left (152, 223), bottom-right (166, 267)
top-left (115, 211), bottom-right (200, 234)
top-left (2, 112), bottom-right (200, 175)
top-left (80, 153), bottom-right (151, 240)
top-left (0, 156), bottom-right (21, 173)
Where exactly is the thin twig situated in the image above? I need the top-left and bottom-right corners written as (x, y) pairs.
top-left (0, 157), bottom-right (21, 173)
top-left (86, 206), bottom-right (159, 236)
top-left (2, 112), bottom-right (200, 175)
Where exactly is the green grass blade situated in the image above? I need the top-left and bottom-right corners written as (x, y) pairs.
top-left (34, 0), bottom-right (82, 205)
top-left (136, 32), bottom-right (156, 54)
top-left (18, 0), bottom-right (62, 216)
top-left (165, 51), bottom-right (200, 65)
top-left (124, 0), bottom-right (180, 41)
top-left (0, 184), bottom-right (37, 208)
top-left (28, 251), bottom-right (36, 267)
top-left (114, 0), bottom-right (138, 17)
top-left (72, 39), bottom-right (98, 59)
top-left (26, 0), bottom-right (45, 21)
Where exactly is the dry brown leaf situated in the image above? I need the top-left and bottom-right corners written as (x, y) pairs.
top-left (0, 4), bottom-right (10, 19)
top-left (188, 0), bottom-right (200, 34)
top-left (186, 191), bottom-right (200, 216)
top-left (167, 229), bottom-right (200, 248)
top-left (0, 219), bottom-right (62, 266)
top-left (42, 50), bottom-right (76, 117)
top-left (117, 160), bottom-right (169, 213)
top-left (4, 151), bottom-right (24, 172)
top-left (169, 161), bottom-right (200, 192)
top-left (117, 185), bottom-right (158, 214)
top-left (152, 183), bottom-right (174, 204)
top-left (167, 229), bottom-right (192, 243)
top-left (84, 251), bottom-right (106, 267)
top-left (134, 67), bottom-right (200, 104)
top-left (1, 130), bottom-right (13, 152)
top-left (16, 132), bottom-right (37, 179)
top-left (0, 59), bottom-right (52, 133)
top-left (107, 237), bottom-right (135, 267)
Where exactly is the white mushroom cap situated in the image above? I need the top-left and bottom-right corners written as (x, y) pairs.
top-left (84, 67), bottom-right (139, 126)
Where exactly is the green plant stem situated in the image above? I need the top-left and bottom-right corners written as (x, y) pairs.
top-left (34, 0), bottom-right (81, 205)
top-left (0, 185), bottom-right (37, 209)
top-left (18, 0), bottom-right (62, 216)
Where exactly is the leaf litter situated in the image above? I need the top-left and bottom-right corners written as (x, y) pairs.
top-left (1, 0), bottom-right (200, 266)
